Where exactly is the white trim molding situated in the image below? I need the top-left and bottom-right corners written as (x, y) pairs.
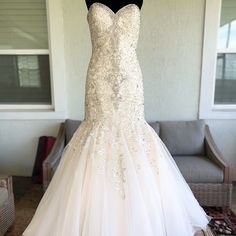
top-left (0, 0), bottom-right (67, 120)
top-left (0, 50), bottom-right (49, 55)
top-left (199, 0), bottom-right (236, 119)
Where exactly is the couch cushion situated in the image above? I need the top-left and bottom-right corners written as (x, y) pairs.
top-left (174, 156), bottom-right (224, 183)
top-left (65, 119), bottom-right (82, 144)
top-left (159, 120), bottom-right (205, 156)
top-left (0, 187), bottom-right (8, 206)
top-left (149, 122), bottom-right (160, 135)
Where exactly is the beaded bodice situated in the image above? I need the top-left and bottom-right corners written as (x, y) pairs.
top-left (85, 3), bottom-right (144, 125)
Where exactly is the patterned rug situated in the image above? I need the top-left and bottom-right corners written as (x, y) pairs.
top-left (203, 207), bottom-right (236, 236)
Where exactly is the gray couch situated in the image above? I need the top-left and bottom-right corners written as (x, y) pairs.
top-left (43, 120), bottom-right (232, 207)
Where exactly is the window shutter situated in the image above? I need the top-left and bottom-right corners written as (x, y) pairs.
top-left (0, 0), bottom-right (48, 49)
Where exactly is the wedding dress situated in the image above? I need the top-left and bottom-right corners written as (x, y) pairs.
top-left (23, 3), bottom-right (211, 236)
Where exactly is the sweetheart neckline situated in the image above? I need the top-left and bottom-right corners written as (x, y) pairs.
top-left (88, 2), bottom-right (140, 16)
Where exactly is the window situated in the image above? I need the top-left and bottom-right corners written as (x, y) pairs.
top-left (0, 0), bottom-right (51, 106)
top-left (215, 0), bottom-right (236, 105)
top-left (0, 0), bottom-right (66, 119)
top-left (199, 0), bottom-right (236, 119)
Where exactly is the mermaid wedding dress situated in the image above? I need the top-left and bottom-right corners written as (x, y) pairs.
top-left (23, 3), bottom-right (211, 236)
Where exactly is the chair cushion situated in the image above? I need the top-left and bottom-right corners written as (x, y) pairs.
top-left (174, 156), bottom-right (224, 183)
top-left (65, 119), bottom-right (82, 144)
top-left (0, 187), bottom-right (8, 206)
top-left (159, 120), bottom-right (205, 156)
top-left (149, 122), bottom-right (160, 135)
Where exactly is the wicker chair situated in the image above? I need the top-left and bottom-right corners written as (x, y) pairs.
top-left (43, 119), bottom-right (233, 207)
top-left (189, 125), bottom-right (232, 207)
top-left (151, 120), bottom-right (233, 208)
top-left (0, 175), bottom-right (15, 236)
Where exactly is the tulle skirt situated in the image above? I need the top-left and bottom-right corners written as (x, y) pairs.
top-left (23, 120), bottom-right (211, 236)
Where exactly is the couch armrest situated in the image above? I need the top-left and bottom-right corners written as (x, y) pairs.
top-left (0, 175), bottom-right (13, 196)
top-left (205, 125), bottom-right (232, 183)
top-left (43, 123), bottom-right (65, 191)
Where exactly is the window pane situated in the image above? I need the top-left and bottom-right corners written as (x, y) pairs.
top-left (0, 55), bottom-right (51, 104)
top-left (214, 53), bottom-right (236, 104)
top-left (218, 0), bottom-right (236, 49)
top-left (0, 0), bottom-right (48, 49)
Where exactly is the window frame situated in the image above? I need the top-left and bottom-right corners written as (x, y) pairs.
top-left (0, 0), bottom-right (66, 120)
top-left (199, 0), bottom-right (236, 119)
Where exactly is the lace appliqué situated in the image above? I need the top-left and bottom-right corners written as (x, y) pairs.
top-left (70, 3), bottom-right (147, 199)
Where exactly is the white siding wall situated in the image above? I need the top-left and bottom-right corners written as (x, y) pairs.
top-left (0, 120), bottom-right (61, 175)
